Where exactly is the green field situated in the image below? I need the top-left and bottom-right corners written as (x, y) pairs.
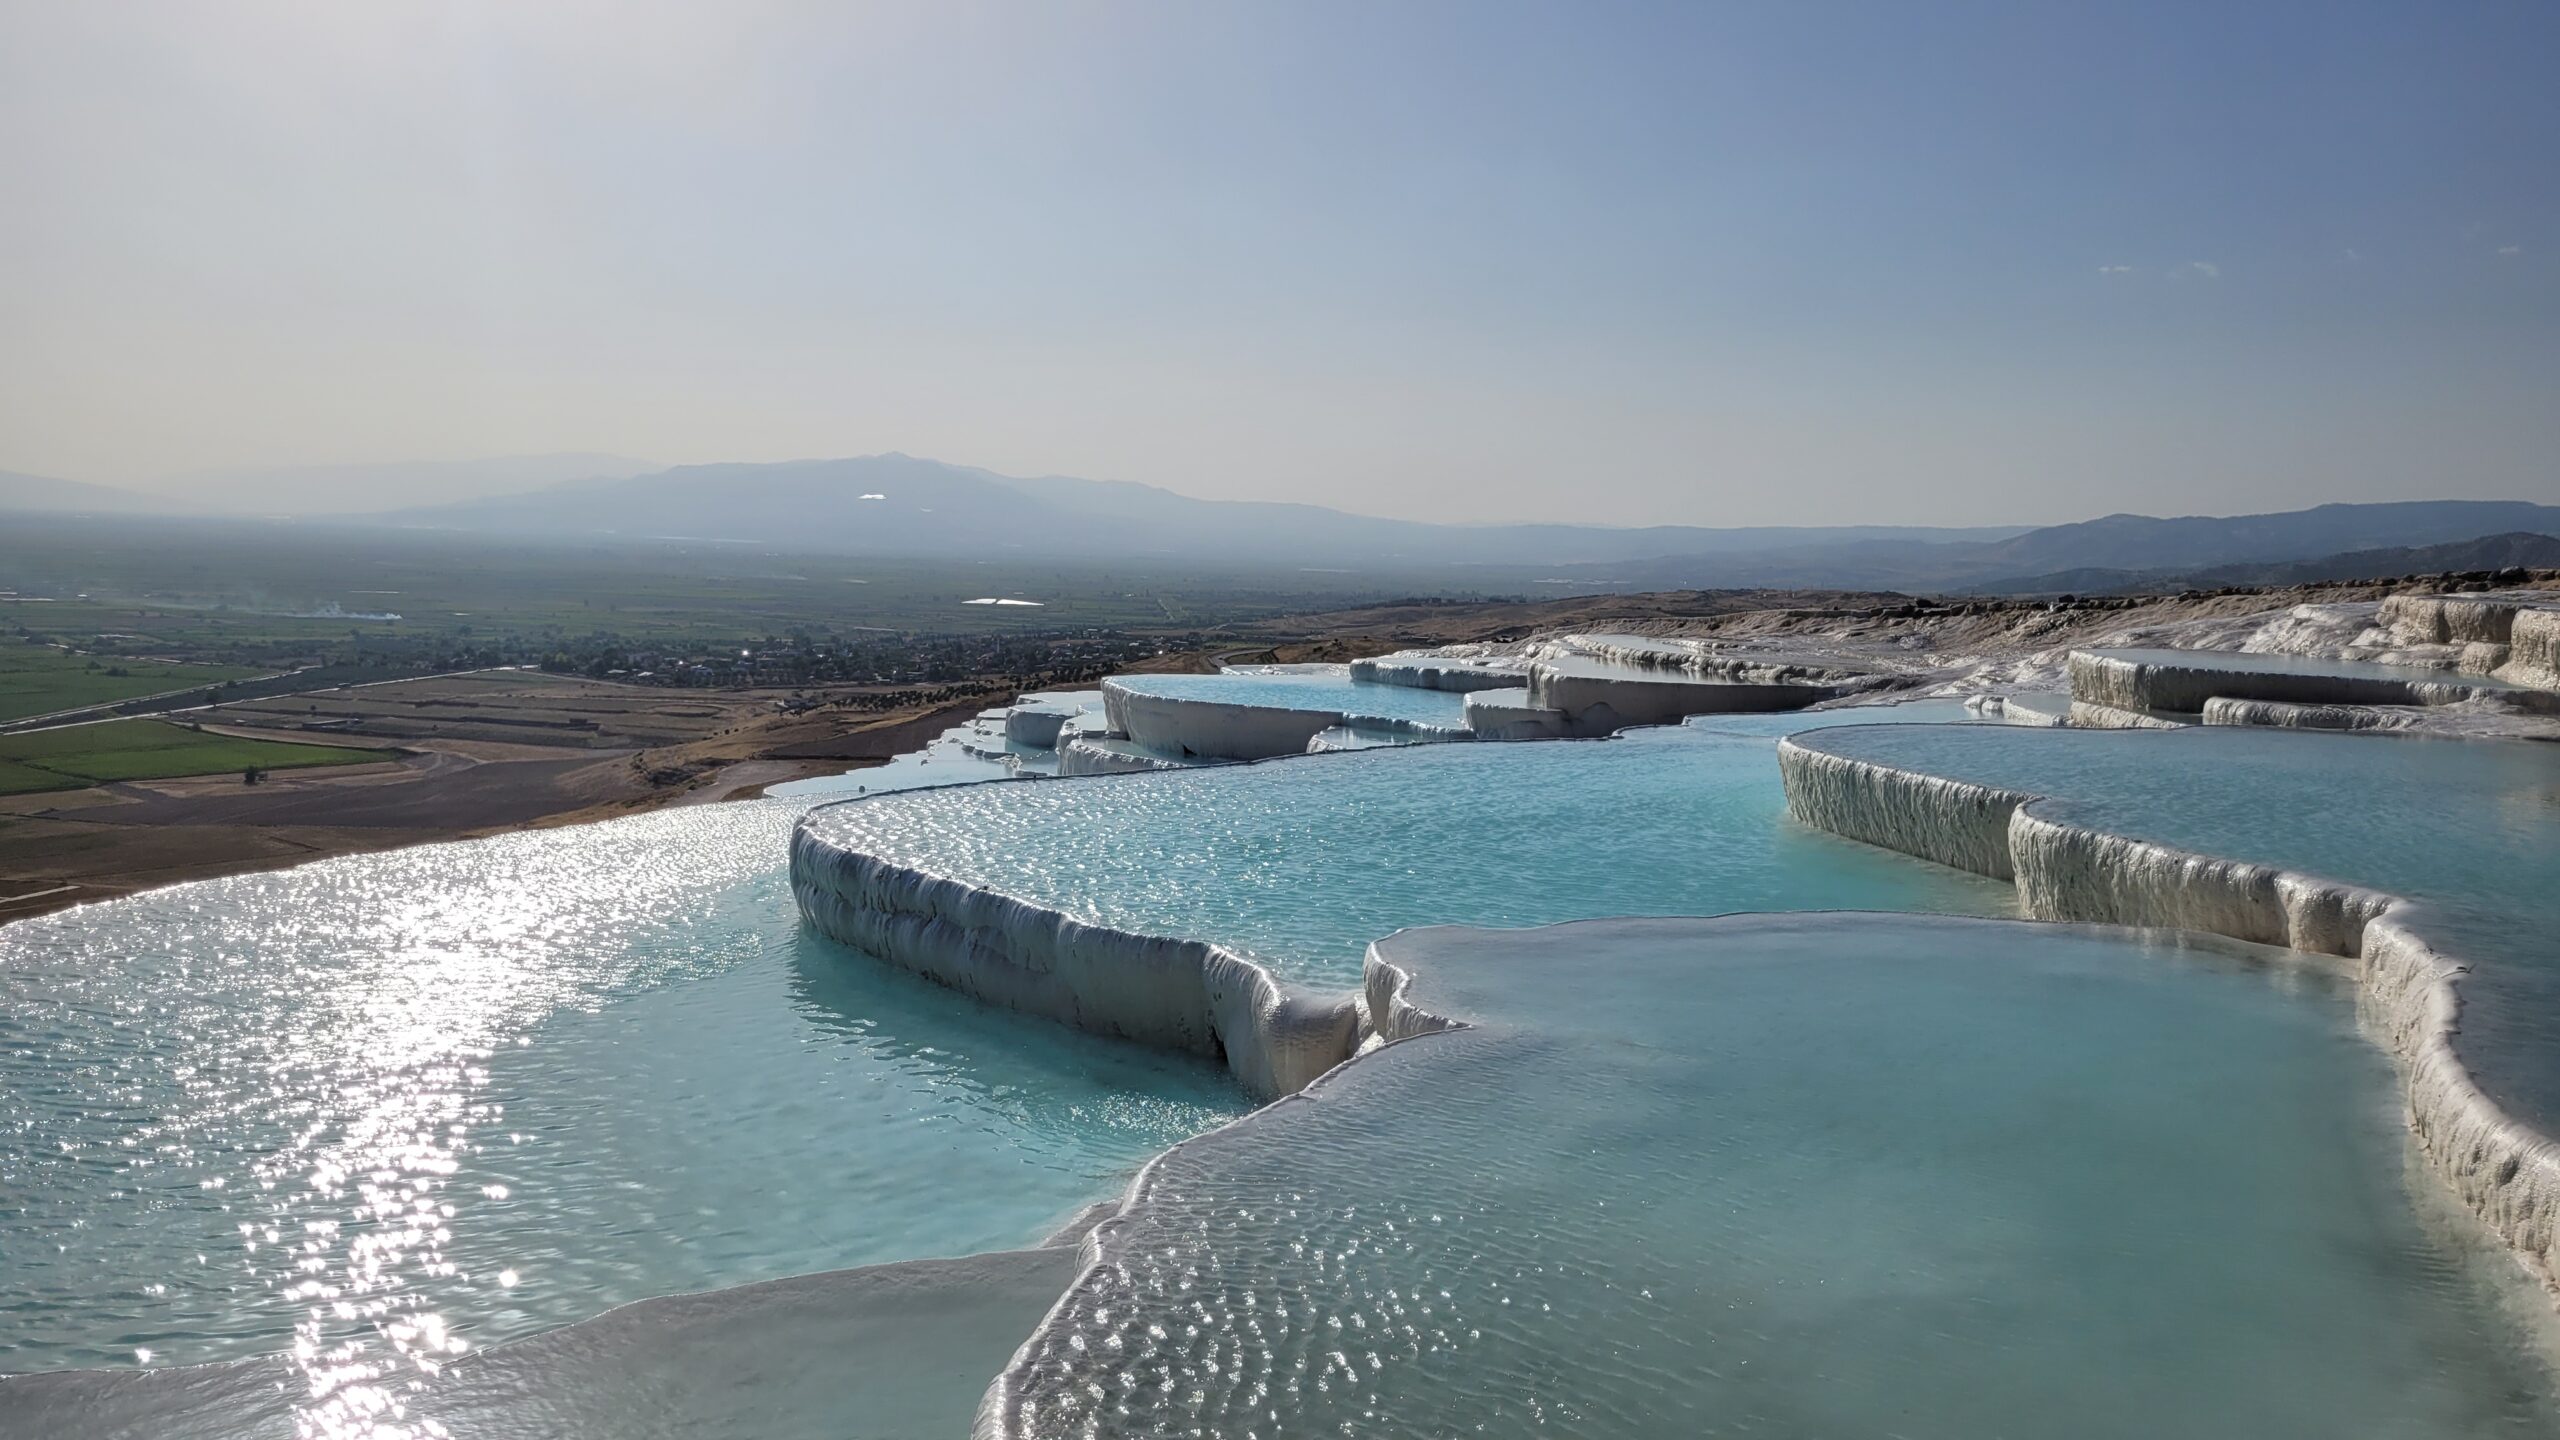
top-left (0, 720), bottom-right (384, 796)
top-left (0, 645), bottom-right (265, 723)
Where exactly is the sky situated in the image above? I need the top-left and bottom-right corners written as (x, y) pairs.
top-left (1, 0), bottom-right (2554, 528)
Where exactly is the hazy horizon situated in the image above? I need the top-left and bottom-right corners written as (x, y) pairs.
top-left (5, 1), bottom-right (2555, 528)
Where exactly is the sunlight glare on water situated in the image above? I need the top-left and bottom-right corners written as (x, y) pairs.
top-left (0, 797), bottom-right (1241, 1436)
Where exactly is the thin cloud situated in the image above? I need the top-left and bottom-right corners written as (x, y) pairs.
top-left (2096, 264), bottom-right (2135, 275)
top-left (2499, 245), bottom-right (2524, 257)
top-left (2187, 260), bottom-right (2220, 279)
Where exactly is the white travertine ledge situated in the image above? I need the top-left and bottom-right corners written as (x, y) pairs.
top-left (2380, 592), bottom-right (2531, 647)
top-left (1101, 679), bottom-right (1345, 760)
top-left (2190, 697), bottom-right (2560, 740)
top-left (2200, 697), bottom-right (2397, 732)
top-left (1461, 686), bottom-right (1571, 740)
top-left (2510, 610), bottom-right (2560, 691)
top-left (1100, 678), bottom-right (1469, 761)
top-left (1054, 734), bottom-right (1198, 776)
top-left (1348, 654), bottom-right (1526, 692)
top-left (1541, 634), bottom-right (1883, 686)
top-left (1002, 707), bottom-right (1073, 748)
top-left (1964, 693), bottom-right (2071, 727)
top-left (2069, 647), bottom-right (2553, 716)
top-left (791, 806), bottom-right (1359, 1100)
top-left (1776, 731), bottom-right (2560, 1298)
top-left (2064, 699), bottom-right (2189, 730)
top-left (1525, 661), bottom-right (1840, 737)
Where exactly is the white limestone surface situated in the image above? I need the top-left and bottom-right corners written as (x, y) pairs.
top-left (1348, 653), bottom-right (1526, 692)
top-left (2069, 647), bottom-right (2542, 716)
top-left (2065, 699), bottom-right (2190, 730)
top-left (2376, 591), bottom-right (2560, 653)
top-left (1525, 660), bottom-right (1838, 736)
top-left (1101, 679), bottom-right (1350, 761)
top-left (1775, 739), bottom-right (2037, 881)
top-left (2510, 611), bottom-right (2560, 691)
top-left (1003, 707), bottom-right (1073, 748)
top-left (2197, 697), bottom-right (2560, 740)
top-left (1054, 734), bottom-right (1201, 776)
top-left (2201, 697), bottom-right (2402, 732)
top-left (1965, 692), bottom-right (2071, 727)
top-left (1543, 633), bottom-right (1884, 686)
top-left (1459, 685), bottom-right (1571, 740)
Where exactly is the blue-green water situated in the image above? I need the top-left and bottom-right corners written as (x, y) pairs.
top-left (995, 915), bottom-right (2560, 1439)
top-left (1800, 723), bottom-right (2560, 1127)
top-left (18, 691), bottom-right (2560, 1439)
top-left (1112, 667), bottom-right (1471, 728)
top-left (802, 707), bottom-right (2013, 985)
top-left (0, 801), bottom-right (1242, 1387)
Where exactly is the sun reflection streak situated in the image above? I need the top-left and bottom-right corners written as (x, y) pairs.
top-left (0, 809), bottom-right (783, 1433)
top-left (1, 786), bottom-right (1239, 1438)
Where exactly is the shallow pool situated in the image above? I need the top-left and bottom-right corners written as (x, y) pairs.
top-left (0, 801), bottom-right (1243, 1389)
top-left (992, 915), bottom-right (2560, 1439)
top-left (800, 706), bottom-right (2012, 985)
top-left (1797, 723), bottom-right (2560, 1127)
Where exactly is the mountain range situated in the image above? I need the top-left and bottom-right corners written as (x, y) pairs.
top-left (4, 454), bottom-right (2554, 595)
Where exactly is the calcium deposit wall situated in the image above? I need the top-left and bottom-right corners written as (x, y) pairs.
top-left (791, 815), bottom-right (1360, 1099)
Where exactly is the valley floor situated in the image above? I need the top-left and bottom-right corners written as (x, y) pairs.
top-left (0, 690), bottom-right (993, 924)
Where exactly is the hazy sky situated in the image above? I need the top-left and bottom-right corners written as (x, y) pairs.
top-left (3, 1), bottom-right (2554, 526)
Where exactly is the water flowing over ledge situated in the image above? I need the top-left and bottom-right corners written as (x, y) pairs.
top-left (1777, 730), bottom-right (2560, 1294)
top-left (790, 812), bottom-right (1358, 1099)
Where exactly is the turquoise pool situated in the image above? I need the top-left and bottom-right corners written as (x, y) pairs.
top-left (800, 705), bottom-right (2013, 985)
top-left (992, 915), bottom-right (2560, 1439)
top-left (1795, 723), bottom-right (2560, 1127)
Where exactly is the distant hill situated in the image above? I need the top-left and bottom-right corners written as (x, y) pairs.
top-left (16, 449), bottom-right (2557, 593)
top-left (1471, 500), bottom-right (2560, 592)
top-left (1967, 532), bottom-right (2560, 596)
top-left (374, 455), bottom-right (2560, 585)
top-left (0, 469), bottom-right (190, 516)
top-left (153, 453), bottom-right (660, 515)
top-left (378, 453), bottom-right (2022, 566)
top-left (1950, 501), bottom-right (2560, 577)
